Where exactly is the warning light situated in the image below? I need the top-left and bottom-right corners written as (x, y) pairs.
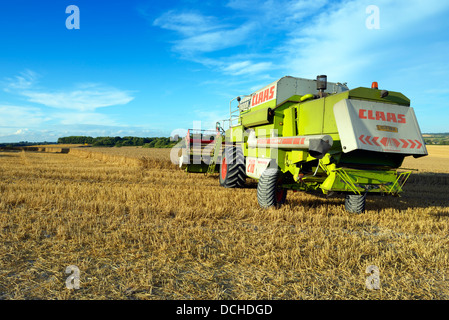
top-left (371, 82), bottom-right (379, 89)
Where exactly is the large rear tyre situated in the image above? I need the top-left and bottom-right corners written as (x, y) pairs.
top-left (257, 168), bottom-right (287, 209)
top-left (345, 193), bottom-right (367, 213)
top-left (219, 145), bottom-right (246, 188)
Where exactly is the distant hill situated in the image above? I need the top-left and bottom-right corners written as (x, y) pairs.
top-left (422, 133), bottom-right (449, 145)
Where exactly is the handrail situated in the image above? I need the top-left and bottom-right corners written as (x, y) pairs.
top-left (229, 95), bottom-right (250, 127)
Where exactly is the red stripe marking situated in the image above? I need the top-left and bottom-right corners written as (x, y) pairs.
top-left (359, 135), bottom-right (366, 144)
top-left (365, 135), bottom-right (373, 145)
top-left (400, 139), bottom-right (409, 148)
top-left (391, 138), bottom-right (400, 148)
top-left (408, 139), bottom-right (416, 148)
top-left (415, 140), bottom-right (422, 149)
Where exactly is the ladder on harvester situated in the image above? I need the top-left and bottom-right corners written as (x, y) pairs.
top-left (206, 133), bottom-right (223, 175)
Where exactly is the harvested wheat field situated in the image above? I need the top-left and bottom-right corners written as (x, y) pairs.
top-left (0, 145), bottom-right (448, 300)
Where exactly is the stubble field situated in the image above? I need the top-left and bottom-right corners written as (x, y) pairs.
top-left (0, 145), bottom-right (448, 299)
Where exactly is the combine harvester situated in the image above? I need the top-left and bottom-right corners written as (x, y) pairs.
top-left (179, 75), bottom-right (428, 213)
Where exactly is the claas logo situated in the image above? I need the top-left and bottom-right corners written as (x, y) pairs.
top-left (251, 85), bottom-right (275, 107)
top-left (359, 109), bottom-right (406, 124)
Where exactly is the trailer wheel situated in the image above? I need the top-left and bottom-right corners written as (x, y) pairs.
top-left (345, 193), bottom-right (367, 214)
top-left (257, 168), bottom-right (287, 209)
top-left (219, 145), bottom-right (246, 188)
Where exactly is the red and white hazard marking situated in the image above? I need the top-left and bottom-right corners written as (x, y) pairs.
top-left (358, 135), bottom-right (423, 149)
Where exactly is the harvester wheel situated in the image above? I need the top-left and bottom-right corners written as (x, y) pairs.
top-left (257, 168), bottom-right (287, 209)
top-left (219, 145), bottom-right (246, 188)
top-left (345, 193), bottom-right (367, 214)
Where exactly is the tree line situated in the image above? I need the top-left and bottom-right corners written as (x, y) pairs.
top-left (422, 133), bottom-right (449, 145)
top-left (57, 136), bottom-right (181, 148)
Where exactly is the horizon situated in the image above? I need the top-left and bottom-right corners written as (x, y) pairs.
top-left (0, 0), bottom-right (448, 142)
top-left (2, 132), bottom-right (449, 145)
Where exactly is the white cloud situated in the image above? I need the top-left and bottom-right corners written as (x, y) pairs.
top-left (280, 0), bottom-right (449, 83)
top-left (173, 22), bottom-right (256, 54)
top-left (226, 0), bottom-right (328, 27)
top-left (0, 71), bottom-right (138, 141)
top-left (153, 9), bottom-right (257, 56)
top-left (0, 105), bottom-right (47, 127)
top-left (153, 10), bottom-right (224, 37)
top-left (150, 2), bottom-right (328, 77)
top-left (151, 9), bottom-right (276, 78)
top-left (0, 107), bottom-right (54, 142)
top-left (3, 69), bottom-right (39, 92)
top-left (20, 83), bottom-right (134, 112)
top-left (220, 60), bottom-right (273, 76)
top-left (3, 72), bottom-right (135, 112)
top-left (152, 0), bottom-right (449, 87)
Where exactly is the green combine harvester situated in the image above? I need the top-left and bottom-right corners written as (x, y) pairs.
top-left (179, 75), bottom-right (428, 213)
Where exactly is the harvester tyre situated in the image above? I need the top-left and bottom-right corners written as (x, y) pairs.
top-left (257, 168), bottom-right (287, 209)
top-left (345, 193), bottom-right (367, 214)
top-left (219, 145), bottom-right (246, 188)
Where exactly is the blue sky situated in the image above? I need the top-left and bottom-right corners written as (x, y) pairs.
top-left (0, 0), bottom-right (448, 142)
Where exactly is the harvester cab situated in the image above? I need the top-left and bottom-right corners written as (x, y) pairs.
top-left (179, 75), bottom-right (428, 213)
